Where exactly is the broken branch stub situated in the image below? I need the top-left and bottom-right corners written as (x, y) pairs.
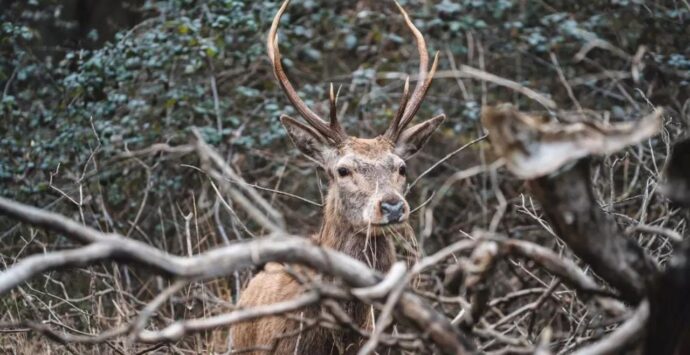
top-left (481, 104), bottom-right (663, 179)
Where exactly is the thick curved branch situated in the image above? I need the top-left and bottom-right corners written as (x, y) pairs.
top-left (0, 196), bottom-right (473, 354)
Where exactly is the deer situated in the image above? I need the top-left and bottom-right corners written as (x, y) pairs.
top-left (231, 1), bottom-right (444, 353)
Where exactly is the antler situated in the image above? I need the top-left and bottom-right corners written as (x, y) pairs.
top-left (384, 1), bottom-right (440, 142)
top-left (268, 0), bottom-right (347, 145)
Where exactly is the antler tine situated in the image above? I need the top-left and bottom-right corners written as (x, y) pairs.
top-left (329, 83), bottom-right (346, 136)
top-left (268, 0), bottom-right (346, 144)
top-left (394, 1), bottom-right (428, 99)
top-left (398, 51), bottom-right (439, 131)
top-left (386, 1), bottom-right (438, 142)
top-left (384, 76), bottom-right (410, 140)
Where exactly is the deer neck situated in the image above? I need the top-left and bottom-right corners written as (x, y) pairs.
top-left (315, 195), bottom-right (407, 273)
top-left (312, 193), bottom-right (413, 328)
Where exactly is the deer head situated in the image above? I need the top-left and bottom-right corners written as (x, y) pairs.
top-left (268, 0), bottom-right (444, 236)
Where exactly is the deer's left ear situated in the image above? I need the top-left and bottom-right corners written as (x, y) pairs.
top-left (394, 114), bottom-right (445, 159)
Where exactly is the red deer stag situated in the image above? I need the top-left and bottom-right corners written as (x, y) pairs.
top-left (232, 1), bottom-right (444, 353)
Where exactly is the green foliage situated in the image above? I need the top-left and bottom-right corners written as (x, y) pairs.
top-left (1, 0), bottom-right (689, 211)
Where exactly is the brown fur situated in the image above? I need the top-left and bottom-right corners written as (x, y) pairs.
top-left (231, 138), bottom-right (415, 354)
top-left (343, 137), bottom-right (394, 158)
top-left (238, 2), bottom-right (444, 351)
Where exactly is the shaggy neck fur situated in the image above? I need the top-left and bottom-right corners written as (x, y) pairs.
top-left (314, 195), bottom-right (398, 330)
top-left (315, 191), bottom-right (403, 272)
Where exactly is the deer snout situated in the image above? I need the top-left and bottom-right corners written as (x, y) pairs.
top-left (380, 198), bottom-right (405, 223)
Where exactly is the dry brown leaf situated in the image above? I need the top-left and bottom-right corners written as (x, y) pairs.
top-left (481, 104), bottom-right (663, 179)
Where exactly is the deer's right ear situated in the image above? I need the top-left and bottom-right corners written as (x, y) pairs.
top-left (394, 114), bottom-right (445, 159)
top-left (280, 115), bottom-right (330, 165)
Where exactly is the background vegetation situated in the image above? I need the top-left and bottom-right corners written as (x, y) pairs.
top-left (1, 0), bottom-right (689, 353)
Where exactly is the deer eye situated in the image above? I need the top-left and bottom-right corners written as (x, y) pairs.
top-left (337, 167), bottom-right (351, 177)
top-left (398, 165), bottom-right (406, 176)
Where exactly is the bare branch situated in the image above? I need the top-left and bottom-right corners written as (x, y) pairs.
top-left (481, 104), bottom-right (663, 179)
top-left (495, 236), bottom-right (611, 296)
top-left (0, 196), bottom-right (473, 354)
top-left (572, 301), bottom-right (649, 355)
top-left (137, 291), bottom-right (320, 343)
top-left (528, 160), bottom-right (658, 304)
top-left (352, 261), bottom-right (407, 301)
top-left (379, 67), bottom-right (557, 110)
top-left (481, 104), bottom-right (661, 304)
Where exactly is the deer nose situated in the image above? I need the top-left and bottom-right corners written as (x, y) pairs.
top-left (380, 198), bottom-right (405, 223)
